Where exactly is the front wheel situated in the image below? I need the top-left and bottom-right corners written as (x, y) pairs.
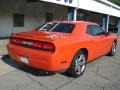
top-left (66, 51), bottom-right (87, 78)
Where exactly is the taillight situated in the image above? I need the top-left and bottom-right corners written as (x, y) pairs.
top-left (32, 41), bottom-right (55, 52)
top-left (9, 37), bottom-right (55, 52)
top-left (10, 37), bottom-right (23, 44)
top-left (33, 42), bottom-right (43, 48)
top-left (43, 43), bottom-right (55, 51)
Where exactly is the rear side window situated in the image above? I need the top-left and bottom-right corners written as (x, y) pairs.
top-left (39, 22), bottom-right (57, 31)
top-left (52, 23), bottom-right (74, 33)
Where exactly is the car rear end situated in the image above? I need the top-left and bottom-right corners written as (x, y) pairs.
top-left (7, 35), bottom-right (61, 71)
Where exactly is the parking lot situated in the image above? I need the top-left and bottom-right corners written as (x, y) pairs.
top-left (0, 36), bottom-right (120, 90)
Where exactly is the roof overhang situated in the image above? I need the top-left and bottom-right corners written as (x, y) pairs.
top-left (39, 0), bottom-right (78, 7)
top-left (37, 0), bottom-right (120, 18)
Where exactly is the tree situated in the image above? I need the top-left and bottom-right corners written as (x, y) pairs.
top-left (108, 0), bottom-right (120, 6)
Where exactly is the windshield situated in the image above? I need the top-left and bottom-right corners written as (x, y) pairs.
top-left (37, 22), bottom-right (75, 33)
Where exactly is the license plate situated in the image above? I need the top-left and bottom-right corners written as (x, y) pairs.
top-left (20, 56), bottom-right (29, 64)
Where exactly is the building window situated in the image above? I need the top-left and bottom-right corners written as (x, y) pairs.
top-left (45, 12), bottom-right (53, 22)
top-left (13, 14), bottom-right (24, 27)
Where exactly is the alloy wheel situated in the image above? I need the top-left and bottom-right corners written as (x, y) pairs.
top-left (75, 54), bottom-right (86, 75)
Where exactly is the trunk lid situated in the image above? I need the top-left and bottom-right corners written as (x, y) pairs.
top-left (11, 31), bottom-right (70, 42)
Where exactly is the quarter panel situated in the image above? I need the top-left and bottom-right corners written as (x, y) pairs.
top-left (54, 35), bottom-right (97, 68)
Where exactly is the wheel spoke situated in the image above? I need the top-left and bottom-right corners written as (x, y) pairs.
top-left (79, 61), bottom-right (85, 66)
top-left (75, 59), bottom-right (78, 65)
top-left (78, 55), bottom-right (83, 61)
top-left (75, 65), bottom-right (81, 74)
top-left (112, 43), bottom-right (116, 54)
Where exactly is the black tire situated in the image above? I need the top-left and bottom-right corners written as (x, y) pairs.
top-left (66, 50), bottom-right (87, 78)
top-left (107, 42), bottom-right (116, 56)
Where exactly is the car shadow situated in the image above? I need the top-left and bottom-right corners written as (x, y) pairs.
top-left (1, 54), bottom-right (55, 77)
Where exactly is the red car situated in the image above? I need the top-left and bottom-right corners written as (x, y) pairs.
top-left (7, 21), bottom-right (117, 77)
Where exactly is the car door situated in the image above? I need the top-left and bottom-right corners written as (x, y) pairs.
top-left (87, 25), bottom-right (109, 58)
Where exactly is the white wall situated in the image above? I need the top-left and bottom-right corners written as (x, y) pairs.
top-left (0, 0), bottom-right (67, 37)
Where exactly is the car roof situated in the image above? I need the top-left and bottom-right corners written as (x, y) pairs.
top-left (48, 21), bottom-right (99, 34)
top-left (52, 21), bottom-right (98, 25)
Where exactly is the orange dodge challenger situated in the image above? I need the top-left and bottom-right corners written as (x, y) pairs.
top-left (7, 21), bottom-right (117, 77)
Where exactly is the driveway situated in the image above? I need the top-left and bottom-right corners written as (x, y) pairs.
top-left (0, 36), bottom-right (120, 90)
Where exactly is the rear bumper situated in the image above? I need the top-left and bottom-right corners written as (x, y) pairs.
top-left (7, 43), bottom-right (68, 72)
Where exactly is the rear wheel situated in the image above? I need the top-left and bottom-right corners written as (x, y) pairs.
top-left (108, 42), bottom-right (116, 56)
top-left (66, 51), bottom-right (87, 78)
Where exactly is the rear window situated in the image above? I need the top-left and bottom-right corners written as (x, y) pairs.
top-left (52, 23), bottom-right (74, 33)
top-left (37, 22), bottom-right (75, 33)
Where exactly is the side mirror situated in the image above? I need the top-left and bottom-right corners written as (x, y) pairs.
top-left (105, 32), bottom-right (110, 37)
